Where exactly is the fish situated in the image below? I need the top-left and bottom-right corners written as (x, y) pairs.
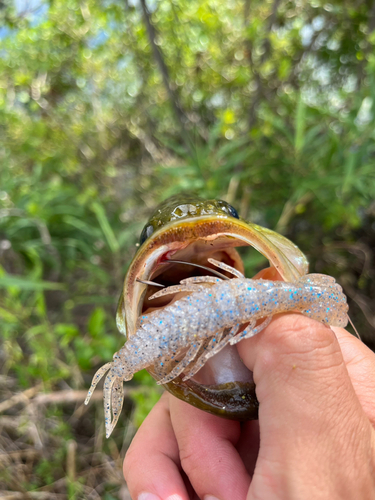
top-left (85, 257), bottom-right (349, 437)
top-left (84, 195), bottom-right (349, 437)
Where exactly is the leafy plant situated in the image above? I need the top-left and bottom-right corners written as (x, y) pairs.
top-left (0, 0), bottom-right (374, 496)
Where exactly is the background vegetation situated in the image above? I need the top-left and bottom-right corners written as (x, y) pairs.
top-left (1, 0), bottom-right (374, 497)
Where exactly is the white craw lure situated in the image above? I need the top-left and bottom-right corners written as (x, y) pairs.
top-left (85, 258), bottom-right (351, 438)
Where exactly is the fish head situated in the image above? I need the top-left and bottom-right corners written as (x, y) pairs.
top-left (116, 195), bottom-right (308, 419)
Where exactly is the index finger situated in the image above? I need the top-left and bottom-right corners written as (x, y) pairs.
top-left (169, 395), bottom-right (251, 500)
top-left (123, 393), bottom-right (190, 500)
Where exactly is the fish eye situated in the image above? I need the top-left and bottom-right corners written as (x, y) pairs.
top-left (139, 224), bottom-right (154, 245)
top-left (227, 204), bottom-right (239, 219)
top-left (216, 200), bottom-right (239, 219)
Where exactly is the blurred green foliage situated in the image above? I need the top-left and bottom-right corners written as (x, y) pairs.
top-left (0, 0), bottom-right (375, 496)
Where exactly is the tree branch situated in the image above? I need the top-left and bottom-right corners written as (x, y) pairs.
top-left (139, 0), bottom-right (192, 155)
top-left (244, 0), bottom-right (281, 130)
top-left (261, 0), bottom-right (281, 63)
top-left (356, 1), bottom-right (375, 89)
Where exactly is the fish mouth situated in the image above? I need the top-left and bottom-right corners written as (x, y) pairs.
top-left (123, 214), bottom-right (308, 419)
top-left (140, 240), bottom-right (253, 388)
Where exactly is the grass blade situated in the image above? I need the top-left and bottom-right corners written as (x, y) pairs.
top-left (0, 275), bottom-right (65, 290)
top-left (91, 202), bottom-right (119, 253)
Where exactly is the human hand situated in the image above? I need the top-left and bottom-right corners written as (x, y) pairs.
top-left (123, 314), bottom-right (375, 500)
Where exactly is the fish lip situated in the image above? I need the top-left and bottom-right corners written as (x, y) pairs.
top-left (123, 215), bottom-right (308, 336)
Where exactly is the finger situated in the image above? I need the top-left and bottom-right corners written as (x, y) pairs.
top-left (333, 326), bottom-right (375, 426)
top-left (236, 314), bottom-right (374, 499)
top-left (124, 392), bottom-right (190, 500)
top-left (169, 396), bottom-right (251, 500)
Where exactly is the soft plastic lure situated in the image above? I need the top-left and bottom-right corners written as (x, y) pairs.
top-left (85, 258), bottom-right (349, 437)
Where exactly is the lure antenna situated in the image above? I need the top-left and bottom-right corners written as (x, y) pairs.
top-left (348, 315), bottom-right (361, 341)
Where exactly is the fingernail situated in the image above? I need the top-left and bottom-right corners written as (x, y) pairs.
top-left (204, 496), bottom-right (220, 500)
top-left (138, 493), bottom-right (161, 500)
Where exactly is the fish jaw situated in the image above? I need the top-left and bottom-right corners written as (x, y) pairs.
top-left (118, 214), bottom-right (308, 420)
top-left (123, 215), bottom-right (308, 337)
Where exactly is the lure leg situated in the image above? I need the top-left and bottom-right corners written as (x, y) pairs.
top-left (207, 258), bottom-right (244, 278)
top-left (156, 340), bottom-right (204, 385)
top-left (103, 371), bottom-right (117, 438)
top-left (176, 337), bottom-right (212, 380)
top-left (203, 324), bottom-right (241, 360)
top-left (85, 362), bottom-right (113, 405)
top-left (230, 316), bottom-right (273, 345)
top-left (151, 357), bottom-right (175, 380)
top-left (180, 276), bottom-right (220, 285)
top-left (182, 324), bottom-right (247, 382)
top-left (108, 377), bottom-right (124, 436)
top-left (149, 284), bottom-right (207, 301)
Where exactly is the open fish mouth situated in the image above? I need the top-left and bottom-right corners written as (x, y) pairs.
top-left (118, 202), bottom-right (308, 419)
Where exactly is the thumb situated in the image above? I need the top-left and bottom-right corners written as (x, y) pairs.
top-left (236, 314), bottom-right (374, 500)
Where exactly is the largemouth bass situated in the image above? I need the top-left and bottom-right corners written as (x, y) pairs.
top-left (87, 195), bottom-right (342, 436)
